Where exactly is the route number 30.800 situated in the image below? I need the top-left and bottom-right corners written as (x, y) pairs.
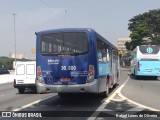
top-left (61, 66), bottom-right (76, 70)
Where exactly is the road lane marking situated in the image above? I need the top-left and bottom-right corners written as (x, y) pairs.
top-left (12, 94), bottom-right (57, 111)
top-left (119, 90), bottom-right (160, 111)
top-left (127, 106), bottom-right (145, 111)
top-left (87, 77), bottom-right (130, 120)
top-left (88, 76), bottom-right (160, 120)
top-left (117, 77), bottom-right (160, 111)
top-left (12, 100), bottom-right (41, 111)
top-left (11, 76), bottom-right (160, 118)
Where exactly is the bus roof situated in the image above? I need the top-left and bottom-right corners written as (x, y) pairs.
top-left (36, 28), bottom-right (118, 50)
top-left (36, 28), bottom-right (93, 34)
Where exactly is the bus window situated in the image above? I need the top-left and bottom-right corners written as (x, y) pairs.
top-left (41, 32), bottom-right (88, 55)
top-left (97, 38), bottom-right (108, 63)
top-left (107, 49), bottom-right (109, 62)
top-left (98, 51), bottom-right (103, 62)
top-left (49, 43), bottom-right (52, 53)
top-left (42, 41), bottom-right (45, 52)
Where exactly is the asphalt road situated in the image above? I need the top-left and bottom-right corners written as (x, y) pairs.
top-left (121, 70), bottom-right (160, 110)
top-left (0, 68), bottom-right (160, 120)
top-left (0, 83), bottom-right (55, 111)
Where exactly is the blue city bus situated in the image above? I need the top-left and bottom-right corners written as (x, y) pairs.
top-left (36, 28), bottom-right (120, 97)
top-left (131, 45), bottom-right (160, 79)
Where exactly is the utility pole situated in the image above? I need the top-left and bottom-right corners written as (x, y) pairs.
top-left (0, 12), bottom-right (17, 68)
top-left (65, 9), bottom-right (68, 27)
top-left (13, 13), bottom-right (17, 67)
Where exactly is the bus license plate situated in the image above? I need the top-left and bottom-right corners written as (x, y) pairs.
top-left (60, 78), bottom-right (71, 82)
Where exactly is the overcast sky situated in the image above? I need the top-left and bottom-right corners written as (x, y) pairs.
top-left (0, 0), bottom-right (160, 59)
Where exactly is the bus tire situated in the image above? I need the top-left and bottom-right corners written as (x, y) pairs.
top-left (34, 87), bottom-right (38, 94)
top-left (101, 80), bottom-right (109, 98)
top-left (134, 75), bottom-right (139, 79)
top-left (18, 88), bottom-right (25, 94)
top-left (157, 77), bottom-right (160, 80)
top-left (113, 83), bottom-right (118, 88)
top-left (105, 81), bottom-right (109, 97)
top-left (134, 70), bottom-right (138, 79)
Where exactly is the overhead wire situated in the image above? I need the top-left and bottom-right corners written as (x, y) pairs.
top-left (39, 0), bottom-right (77, 26)
top-left (16, 15), bottom-right (36, 32)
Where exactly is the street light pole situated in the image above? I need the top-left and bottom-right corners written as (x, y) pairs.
top-left (65, 9), bottom-right (68, 27)
top-left (0, 12), bottom-right (17, 68)
top-left (13, 13), bottom-right (17, 67)
top-left (0, 12), bottom-right (17, 66)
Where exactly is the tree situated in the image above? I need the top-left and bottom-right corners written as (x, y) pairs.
top-left (125, 41), bottom-right (130, 50)
top-left (151, 36), bottom-right (160, 45)
top-left (126, 9), bottom-right (160, 50)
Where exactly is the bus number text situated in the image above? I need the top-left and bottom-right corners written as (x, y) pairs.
top-left (61, 66), bottom-right (76, 71)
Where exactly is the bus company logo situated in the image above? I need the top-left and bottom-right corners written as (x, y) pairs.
top-left (47, 77), bottom-right (53, 84)
top-left (146, 47), bottom-right (153, 53)
top-left (48, 59), bottom-right (59, 64)
top-left (2, 112), bottom-right (11, 117)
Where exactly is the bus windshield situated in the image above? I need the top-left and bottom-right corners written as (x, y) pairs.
top-left (41, 32), bottom-right (88, 56)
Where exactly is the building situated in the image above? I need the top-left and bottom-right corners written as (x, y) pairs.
top-left (117, 38), bottom-right (131, 55)
top-left (10, 53), bottom-right (24, 59)
top-left (9, 52), bottom-right (35, 60)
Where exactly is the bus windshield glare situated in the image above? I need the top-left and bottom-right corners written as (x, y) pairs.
top-left (41, 32), bottom-right (88, 56)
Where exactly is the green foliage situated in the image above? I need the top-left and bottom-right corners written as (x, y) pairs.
top-left (130, 24), bottom-right (150, 40)
top-left (0, 56), bottom-right (33, 70)
top-left (126, 9), bottom-right (160, 50)
top-left (151, 36), bottom-right (160, 45)
top-left (0, 57), bottom-right (13, 70)
top-left (125, 42), bottom-right (130, 50)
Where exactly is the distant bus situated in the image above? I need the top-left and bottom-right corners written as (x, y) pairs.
top-left (131, 45), bottom-right (160, 79)
top-left (36, 28), bottom-right (120, 97)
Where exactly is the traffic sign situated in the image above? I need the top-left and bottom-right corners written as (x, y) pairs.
top-left (32, 48), bottom-right (36, 54)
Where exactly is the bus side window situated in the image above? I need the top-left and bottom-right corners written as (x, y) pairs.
top-left (107, 48), bottom-right (109, 62)
top-left (42, 41), bottom-right (45, 52)
top-left (98, 51), bottom-right (103, 62)
top-left (102, 50), bottom-right (107, 62)
top-left (97, 38), bottom-right (107, 63)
